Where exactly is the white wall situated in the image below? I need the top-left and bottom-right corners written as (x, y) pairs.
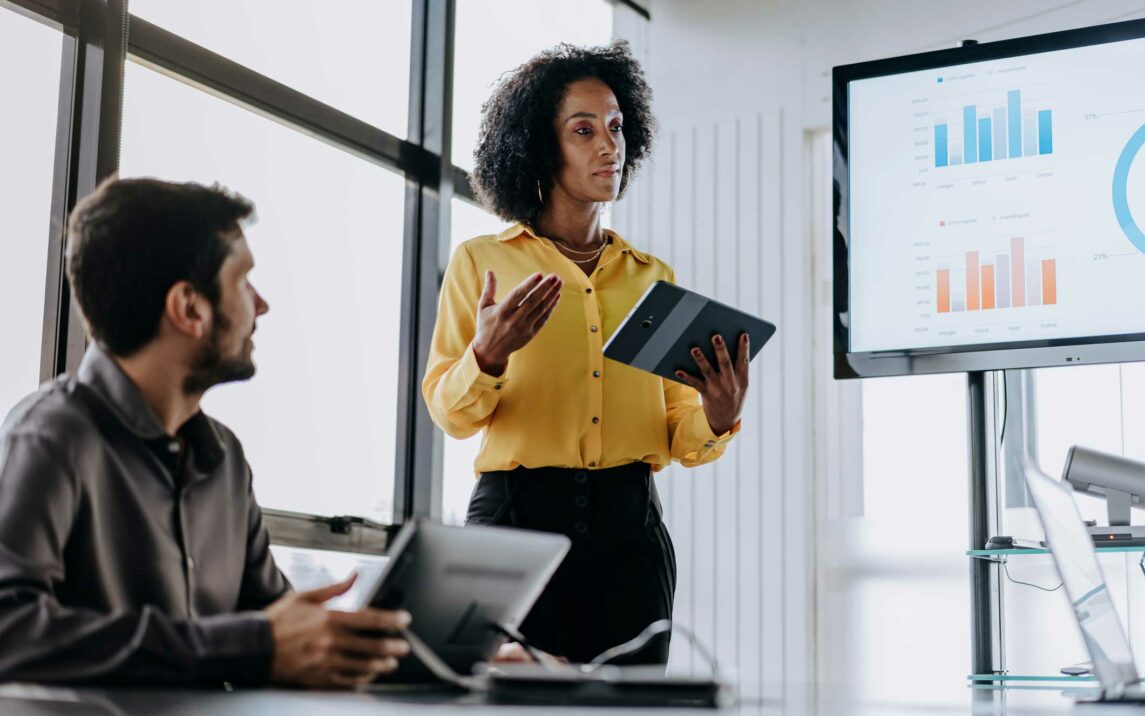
top-left (613, 0), bottom-right (1145, 705)
top-left (613, 1), bottom-right (812, 701)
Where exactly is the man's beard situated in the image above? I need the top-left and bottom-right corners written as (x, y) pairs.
top-left (183, 307), bottom-right (256, 395)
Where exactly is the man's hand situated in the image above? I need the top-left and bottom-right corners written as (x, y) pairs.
top-left (472, 271), bottom-right (562, 376)
top-left (494, 642), bottom-right (569, 669)
top-left (675, 333), bottom-right (750, 436)
top-left (264, 574), bottom-right (412, 689)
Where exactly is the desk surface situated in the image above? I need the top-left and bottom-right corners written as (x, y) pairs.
top-left (3, 683), bottom-right (1145, 715)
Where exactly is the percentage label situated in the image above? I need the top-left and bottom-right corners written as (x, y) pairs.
top-left (1094, 253), bottom-right (1109, 260)
top-left (1085, 113), bottom-right (1098, 120)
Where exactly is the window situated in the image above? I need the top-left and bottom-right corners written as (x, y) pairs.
top-left (129, 0), bottom-right (412, 136)
top-left (836, 374), bottom-right (970, 706)
top-left (440, 197), bottom-right (511, 524)
top-left (450, 0), bottom-right (614, 172)
top-left (990, 363), bottom-right (1145, 679)
top-left (120, 61), bottom-right (407, 522)
top-left (0, 8), bottom-right (61, 412)
top-left (1027, 362), bottom-right (1145, 527)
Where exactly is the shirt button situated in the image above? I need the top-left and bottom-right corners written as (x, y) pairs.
top-left (592, 370), bottom-right (600, 378)
top-left (590, 326), bottom-right (598, 333)
top-left (575, 496), bottom-right (589, 508)
top-left (494, 383), bottom-right (502, 390)
top-left (585, 288), bottom-right (593, 294)
top-left (574, 471), bottom-right (588, 484)
top-left (592, 417), bottom-right (600, 424)
top-left (574, 521), bottom-right (589, 535)
top-left (167, 441), bottom-right (180, 454)
top-left (187, 558), bottom-right (195, 570)
top-left (588, 462), bottom-right (597, 468)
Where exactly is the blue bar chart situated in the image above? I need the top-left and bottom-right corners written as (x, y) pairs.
top-left (933, 89), bottom-right (1052, 168)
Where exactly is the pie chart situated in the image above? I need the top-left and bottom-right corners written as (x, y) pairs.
top-left (1113, 122), bottom-right (1145, 254)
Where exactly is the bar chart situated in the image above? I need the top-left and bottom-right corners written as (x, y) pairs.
top-left (933, 89), bottom-right (1052, 168)
top-left (935, 238), bottom-right (1057, 313)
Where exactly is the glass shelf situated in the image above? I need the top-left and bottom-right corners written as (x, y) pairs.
top-left (967, 546), bottom-right (1145, 557)
top-left (967, 673), bottom-right (1096, 682)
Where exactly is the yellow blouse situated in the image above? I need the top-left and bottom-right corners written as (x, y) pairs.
top-left (422, 223), bottom-right (738, 475)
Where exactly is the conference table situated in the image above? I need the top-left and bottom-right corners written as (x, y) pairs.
top-left (3, 682), bottom-right (1144, 715)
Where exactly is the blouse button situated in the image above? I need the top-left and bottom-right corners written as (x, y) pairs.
top-left (592, 370), bottom-right (600, 378)
top-left (592, 417), bottom-right (600, 425)
top-left (585, 287), bottom-right (593, 294)
top-left (590, 325), bottom-right (598, 333)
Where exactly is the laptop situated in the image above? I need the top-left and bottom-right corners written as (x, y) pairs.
top-left (1023, 459), bottom-right (1145, 701)
top-left (349, 519), bottom-right (570, 686)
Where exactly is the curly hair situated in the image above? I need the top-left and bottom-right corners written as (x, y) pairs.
top-left (470, 40), bottom-right (656, 224)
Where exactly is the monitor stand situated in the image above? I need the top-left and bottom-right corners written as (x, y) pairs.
top-left (1088, 525), bottom-right (1145, 547)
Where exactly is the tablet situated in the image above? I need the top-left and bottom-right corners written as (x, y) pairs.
top-left (603, 281), bottom-right (776, 384)
top-left (354, 519), bottom-right (570, 683)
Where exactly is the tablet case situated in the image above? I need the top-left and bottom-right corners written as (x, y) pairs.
top-left (603, 281), bottom-right (776, 384)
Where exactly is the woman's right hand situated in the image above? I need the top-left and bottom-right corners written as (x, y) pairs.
top-left (472, 271), bottom-right (562, 376)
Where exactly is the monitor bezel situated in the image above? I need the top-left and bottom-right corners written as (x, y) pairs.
top-left (833, 17), bottom-right (1145, 379)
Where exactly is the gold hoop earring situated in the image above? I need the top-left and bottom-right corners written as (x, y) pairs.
top-left (536, 180), bottom-right (544, 205)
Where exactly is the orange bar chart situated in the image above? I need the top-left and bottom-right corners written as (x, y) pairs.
top-left (933, 238), bottom-right (1056, 314)
top-left (1042, 259), bottom-right (1057, 305)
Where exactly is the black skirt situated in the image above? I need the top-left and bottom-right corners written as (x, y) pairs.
top-left (466, 462), bottom-right (676, 665)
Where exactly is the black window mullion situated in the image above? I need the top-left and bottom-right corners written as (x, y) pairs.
top-left (2, 0), bottom-right (72, 29)
top-left (41, 0), bottom-right (126, 380)
top-left (394, 0), bottom-right (455, 522)
top-left (125, 15), bottom-right (433, 180)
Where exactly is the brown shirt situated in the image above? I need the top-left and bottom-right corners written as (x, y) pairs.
top-left (0, 345), bottom-right (289, 685)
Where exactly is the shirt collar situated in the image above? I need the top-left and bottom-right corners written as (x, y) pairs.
top-left (77, 344), bottom-right (226, 471)
top-left (496, 222), bottom-right (652, 264)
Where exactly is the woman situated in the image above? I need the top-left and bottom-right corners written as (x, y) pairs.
top-left (422, 41), bottom-right (749, 665)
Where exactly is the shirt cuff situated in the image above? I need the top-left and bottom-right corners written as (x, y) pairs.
top-left (699, 419), bottom-right (741, 449)
top-left (459, 342), bottom-right (509, 392)
top-left (193, 611), bottom-right (275, 687)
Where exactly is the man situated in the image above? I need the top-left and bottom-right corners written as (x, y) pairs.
top-left (0, 178), bottom-right (409, 687)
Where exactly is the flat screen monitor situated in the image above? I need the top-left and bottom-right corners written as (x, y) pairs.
top-left (834, 19), bottom-right (1145, 378)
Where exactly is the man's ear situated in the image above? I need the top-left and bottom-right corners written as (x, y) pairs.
top-left (164, 281), bottom-right (209, 340)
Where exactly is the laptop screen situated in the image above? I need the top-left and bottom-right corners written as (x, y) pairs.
top-left (1024, 462), bottom-right (1139, 690)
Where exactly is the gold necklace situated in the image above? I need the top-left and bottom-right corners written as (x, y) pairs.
top-left (550, 237), bottom-right (607, 255)
top-left (550, 239), bottom-right (607, 264)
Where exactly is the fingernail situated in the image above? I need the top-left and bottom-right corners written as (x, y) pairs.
top-left (399, 611), bottom-right (412, 628)
top-left (675, 371), bottom-right (685, 378)
top-left (692, 348), bottom-right (701, 356)
top-left (714, 335), bottom-right (723, 345)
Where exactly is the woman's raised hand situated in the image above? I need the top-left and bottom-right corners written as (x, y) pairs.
top-left (472, 271), bottom-right (562, 376)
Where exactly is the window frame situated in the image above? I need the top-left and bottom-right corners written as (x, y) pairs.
top-left (4, 0), bottom-right (648, 554)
